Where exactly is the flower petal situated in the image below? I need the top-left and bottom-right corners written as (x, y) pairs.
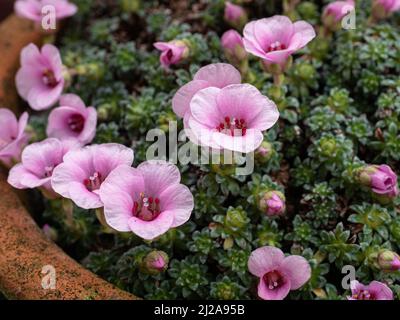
top-left (248, 246), bottom-right (285, 277)
top-left (194, 63), bottom-right (241, 88)
top-left (280, 255), bottom-right (311, 290)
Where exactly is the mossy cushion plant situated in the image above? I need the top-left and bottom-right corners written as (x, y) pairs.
top-left (4, 0), bottom-right (400, 300)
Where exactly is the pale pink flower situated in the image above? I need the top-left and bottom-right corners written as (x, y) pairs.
top-left (47, 94), bottom-right (97, 145)
top-left (323, 0), bottom-right (355, 22)
top-left (348, 280), bottom-right (393, 300)
top-left (375, 0), bottom-right (400, 13)
top-left (0, 109), bottom-right (29, 166)
top-left (186, 84), bottom-right (279, 153)
top-left (224, 2), bottom-right (247, 29)
top-left (14, 0), bottom-right (77, 22)
top-left (221, 30), bottom-right (248, 64)
top-left (248, 246), bottom-right (311, 300)
top-left (99, 160), bottom-right (194, 240)
top-left (243, 15), bottom-right (316, 67)
top-left (7, 138), bottom-right (76, 197)
top-left (16, 43), bottom-right (64, 111)
top-left (172, 63), bottom-right (241, 119)
top-left (153, 40), bottom-right (189, 68)
top-left (51, 144), bottom-right (134, 209)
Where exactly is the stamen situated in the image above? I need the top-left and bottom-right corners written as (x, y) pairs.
top-left (67, 114), bottom-right (85, 133)
top-left (42, 69), bottom-right (58, 87)
top-left (84, 171), bottom-right (103, 191)
top-left (132, 193), bottom-right (161, 221)
top-left (44, 166), bottom-right (54, 178)
top-left (216, 117), bottom-right (247, 136)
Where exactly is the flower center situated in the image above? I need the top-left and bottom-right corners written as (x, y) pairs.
top-left (44, 166), bottom-right (54, 178)
top-left (352, 290), bottom-right (375, 300)
top-left (263, 270), bottom-right (284, 290)
top-left (42, 69), bottom-right (59, 88)
top-left (133, 192), bottom-right (161, 221)
top-left (166, 49), bottom-right (174, 60)
top-left (68, 114), bottom-right (85, 133)
top-left (266, 41), bottom-right (286, 52)
top-left (216, 116), bottom-right (247, 136)
top-left (83, 172), bottom-right (103, 191)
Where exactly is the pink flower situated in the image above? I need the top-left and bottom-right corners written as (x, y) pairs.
top-left (99, 160), bottom-right (194, 240)
top-left (323, 0), bottom-right (355, 21)
top-left (221, 30), bottom-right (248, 64)
top-left (348, 281), bottom-right (393, 300)
top-left (15, 0), bottom-right (77, 22)
top-left (172, 63), bottom-right (241, 119)
top-left (47, 94), bottom-right (97, 145)
top-left (259, 191), bottom-right (286, 217)
top-left (224, 2), bottom-right (247, 29)
top-left (7, 138), bottom-right (75, 197)
top-left (186, 84), bottom-right (279, 153)
top-left (322, 0), bottom-right (355, 30)
top-left (16, 43), bottom-right (64, 111)
top-left (51, 144), bottom-right (134, 209)
top-left (248, 246), bottom-right (311, 300)
top-left (375, 0), bottom-right (400, 13)
top-left (0, 109), bottom-right (29, 166)
top-left (243, 15), bottom-right (316, 67)
top-left (153, 40), bottom-right (189, 68)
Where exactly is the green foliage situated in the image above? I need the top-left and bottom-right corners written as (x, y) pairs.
top-left (31, 0), bottom-right (400, 300)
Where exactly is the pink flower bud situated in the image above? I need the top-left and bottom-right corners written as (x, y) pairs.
top-left (372, 0), bottom-right (400, 19)
top-left (142, 251), bottom-right (169, 275)
top-left (378, 250), bottom-right (400, 271)
top-left (221, 30), bottom-right (247, 65)
top-left (153, 40), bottom-right (189, 69)
top-left (224, 2), bottom-right (247, 29)
top-left (259, 191), bottom-right (286, 217)
top-left (322, 0), bottom-right (355, 31)
top-left (358, 165), bottom-right (399, 199)
top-left (255, 141), bottom-right (273, 164)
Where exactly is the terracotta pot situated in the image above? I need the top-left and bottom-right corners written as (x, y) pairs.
top-left (0, 14), bottom-right (138, 300)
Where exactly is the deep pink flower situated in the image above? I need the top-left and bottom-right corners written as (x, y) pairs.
top-left (51, 144), bottom-right (134, 209)
top-left (7, 138), bottom-right (75, 197)
top-left (323, 0), bottom-right (355, 22)
top-left (348, 281), bottom-right (393, 300)
top-left (16, 43), bottom-right (64, 111)
top-left (14, 0), bottom-right (77, 22)
top-left (243, 15), bottom-right (316, 67)
top-left (0, 109), bottom-right (29, 166)
top-left (153, 40), bottom-right (189, 68)
top-left (248, 246), bottom-right (311, 300)
top-left (47, 94), bottom-right (97, 145)
top-left (172, 63), bottom-right (241, 119)
top-left (99, 160), bottom-right (194, 240)
top-left (224, 2), bottom-right (247, 29)
top-left (186, 84), bottom-right (279, 153)
top-left (375, 0), bottom-right (400, 13)
top-left (221, 29), bottom-right (248, 64)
